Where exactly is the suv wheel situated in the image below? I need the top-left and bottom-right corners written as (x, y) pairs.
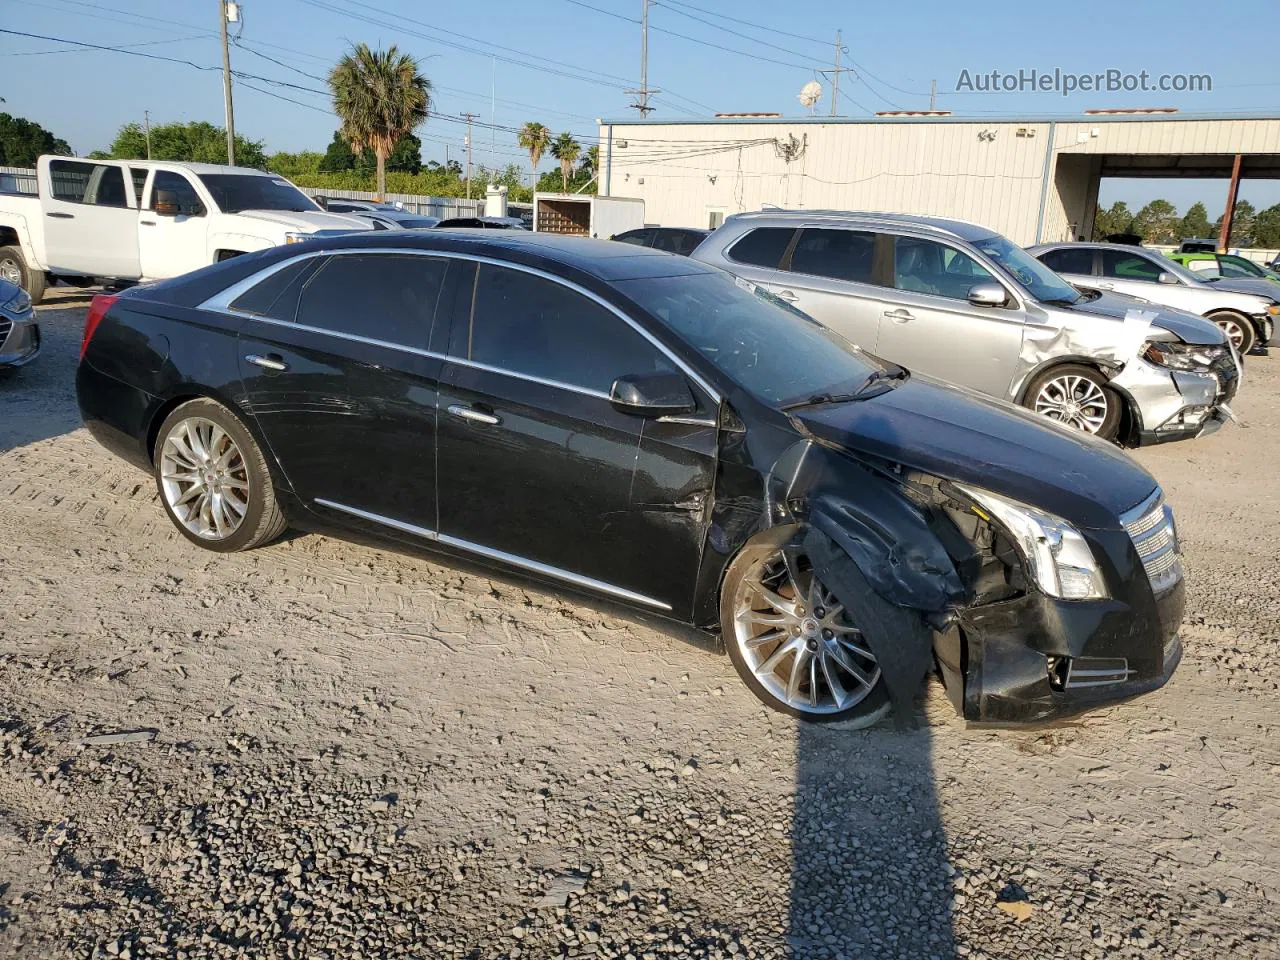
top-left (1206, 310), bottom-right (1255, 355)
top-left (721, 528), bottom-right (890, 725)
top-left (154, 398), bottom-right (287, 552)
top-left (1024, 364), bottom-right (1120, 440)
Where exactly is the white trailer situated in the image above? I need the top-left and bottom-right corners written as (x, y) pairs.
top-left (532, 193), bottom-right (644, 239)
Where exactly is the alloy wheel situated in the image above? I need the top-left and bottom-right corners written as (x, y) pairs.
top-left (159, 417), bottom-right (250, 540)
top-left (1033, 374), bottom-right (1110, 434)
top-left (731, 549), bottom-right (881, 715)
top-left (1215, 317), bottom-right (1247, 351)
top-left (0, 256), bottom-right (20, 287)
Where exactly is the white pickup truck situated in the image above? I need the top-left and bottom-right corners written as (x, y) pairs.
top-left (0, 156), bottom-right (372, 302)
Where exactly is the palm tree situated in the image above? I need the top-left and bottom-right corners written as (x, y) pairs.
top-left (550, 132), bottom-right (581, 192)
top-left (328, 43), bottom-right (430, 199)
top-left (517, 121), bottom-right (551, 191)
top-left (579, 144), bottom-right (600, 180)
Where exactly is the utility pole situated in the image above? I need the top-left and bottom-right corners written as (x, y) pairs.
top-left (462, 112), bottom-right (479, 200)
top-left (144, 110), bottom-right (152, 160)
top-left (625, 0), bottom-right (659, 116)
top-left (929, 79), bottom-right (937, 111)
top-left (818, 30), bottom-right (853, 117)
top-left (218, 0), bottom-right (236, 166)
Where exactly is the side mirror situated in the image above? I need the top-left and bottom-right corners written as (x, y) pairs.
top-left (154, 190), bottom-right (180, 216)
top-left (610, 372), bottom-right (696, 418)
top-left (967, 282), bottom-right (1009, 307)
top-left (1157, 271), bottom-right (1180, 285)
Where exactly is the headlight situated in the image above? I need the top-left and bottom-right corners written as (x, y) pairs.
top-left (284, 231), bottom-right (308, 244)
top-left (1266, 304), bottom-right (1279, 317)
top-left (955, 485), bottom-right (1108, 600)
top-left (1142, 339), bottom-right (1216, 371)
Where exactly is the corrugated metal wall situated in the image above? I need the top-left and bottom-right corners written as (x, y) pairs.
top-left (599, 118), bottom-right (1280, 246)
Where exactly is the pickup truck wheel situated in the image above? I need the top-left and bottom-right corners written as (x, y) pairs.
top-left (0, 245), bottom-right (45, 304)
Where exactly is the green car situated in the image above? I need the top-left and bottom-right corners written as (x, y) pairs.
top-left (1166, 250), bottom-right (1280, 284)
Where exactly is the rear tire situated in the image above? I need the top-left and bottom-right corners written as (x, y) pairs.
top-left (720, 526), bottom-right (891, 726)
top-left (0, 245), bottom-right (46, 304)
top-left (1023, 364), bottom-right (1121, 440)
top-left (153, 398), bottom-right (287, 552)
top-left (1206, 310), bottom-right (1256, 356)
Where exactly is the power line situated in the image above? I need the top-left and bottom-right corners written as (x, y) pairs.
top-left (657, 0), bottom-right (831, 46)
top-left (9, 33), bottom-right (207, 56)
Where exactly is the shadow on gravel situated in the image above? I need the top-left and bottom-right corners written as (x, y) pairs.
top-left (791, 719), bottom-right (953, 958)
top-left (0, 293), bottom-right (88, 454)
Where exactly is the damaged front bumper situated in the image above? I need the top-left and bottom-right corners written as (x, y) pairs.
top-left (1111, 354), bottom-right (1240, 446)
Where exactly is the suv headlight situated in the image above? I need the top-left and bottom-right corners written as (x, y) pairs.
top-left (1142, 340), bottom-right (1216, 371)
top-left (284, 231), bottom-right (309, 244)
top-left (955, 485), bottom-right (1108, 600)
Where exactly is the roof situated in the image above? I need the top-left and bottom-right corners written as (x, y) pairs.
top-left (599, 112), bottom-right (1280, 127)
top-left (729, 209), bottom-right (997, 242)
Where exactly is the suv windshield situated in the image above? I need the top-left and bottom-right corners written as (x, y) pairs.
top-left (973, 234), bottom-right (1083, 304)
top-left (197, 174), bottom-right (319, 214)
top-left (617, 271), bottom-right (885, 407)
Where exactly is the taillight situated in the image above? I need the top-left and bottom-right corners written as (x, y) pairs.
top-left (80, 293), bottom-right (119, 360)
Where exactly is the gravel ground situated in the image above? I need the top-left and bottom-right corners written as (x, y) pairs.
top-left (1, 289), bottom-right (1277, 959)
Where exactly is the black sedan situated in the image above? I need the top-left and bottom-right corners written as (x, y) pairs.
top-left (76, 233), bottom-right (1184, 725)
top-left (612, 226), bottom-right (711, 256)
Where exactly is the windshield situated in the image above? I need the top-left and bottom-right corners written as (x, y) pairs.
top-left (1223, 256), bottom-right (1266, 278)
top-left (197, 174), bottom-right (319, 214)
top-left (973, 233), bottom-right (1083, 304)
top-left (616, 271), bottom-right (884, 407)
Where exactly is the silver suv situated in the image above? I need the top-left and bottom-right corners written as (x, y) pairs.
top-left (692, 210), bottom-right (1239, 445)
top-left (1028, 241), bottom-right (1278, 355)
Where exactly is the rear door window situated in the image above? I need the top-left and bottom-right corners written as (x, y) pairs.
top-left (462, 264), bottom-right (673, 393)
top-left (613, 228), bottom-right (654, 247)
top-left (1037, 247), bottom-right (1094, 276)
top-left (727, 228), bottom-right (796, 268)
top-left (230, 258), bottom-right (326, 319)
top-left (295, 253), bottom-right (449, 349)
top-left (790, 229), bottom-right (878, 283)
top-left (894, 236), bottom-right (997, 300)
top-left (48, 159), bottom-right (130, 208)
top-left (1100, 250), bottom-right (1164, 282)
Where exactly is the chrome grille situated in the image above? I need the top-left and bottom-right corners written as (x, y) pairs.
top-left (1121, 490), bottom-right (1182, 593)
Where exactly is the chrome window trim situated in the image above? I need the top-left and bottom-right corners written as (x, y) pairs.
top-left (197, 246), bottom-right (722, 403)
top-left (314, 497), bottom-right (672, 611)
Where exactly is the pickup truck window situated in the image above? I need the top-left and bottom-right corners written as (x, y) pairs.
top-left (48, 160), bottom-right (130, 209)
top-left (151, 171), bottom-right (205, 217)
top-left (197, 174), bottom-right (319, 214)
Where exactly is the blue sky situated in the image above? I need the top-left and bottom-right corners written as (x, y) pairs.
top-left (2, 0), bottom-right (1277, 212)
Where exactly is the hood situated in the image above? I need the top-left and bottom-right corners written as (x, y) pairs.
top-left (235, 209), bottom-right (374, 233)
top-left (1199, 275), bottom-right (1280, 303)
top-left (792, 376), bottom-right (1157, 530)
top-left (1059, 289), bottom-right (1226, 345)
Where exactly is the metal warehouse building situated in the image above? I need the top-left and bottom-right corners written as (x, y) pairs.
top-left (596, 113), bottom-right (1280, 246)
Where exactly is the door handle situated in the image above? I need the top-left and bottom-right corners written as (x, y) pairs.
top-left (47, 212), bottom-right (74, 219)
top-left (883, 309), bottom-right (914, 323)
top-left (140, 220), bottom-right (156, 226)
top-left (447, 404), bottom-right (501, 426)
top-left (245, 353), bottom-right (288, 372)
top-left (775, 289), bottom-right (799, 302)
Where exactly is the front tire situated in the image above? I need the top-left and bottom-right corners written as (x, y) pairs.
top-left (153, 398), bottom-right (287, 552)
top-left (1024, 364), bottom-right (1121, 440)
top-left (721, 527), bottom-right (890, 725)
top-left (1206, 310), bottom-right (1256, 356)
top-left (0, 245), bottom-right (46, 304)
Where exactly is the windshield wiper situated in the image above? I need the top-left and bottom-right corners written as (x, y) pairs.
top-left (781, 367), bottom-right (907, 411)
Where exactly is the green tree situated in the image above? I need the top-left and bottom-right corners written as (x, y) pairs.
top-left (550, 132), bottom-right (581, 192)
top-left (578, 144), bottom-right (600, 179)
top-left (319, 130), bottom-right (357, 172)
top-left (1092, 200), bottom-right (1134, 240)
top-left (386, 132), bottom-right (422, 174)
top-left (0, 113), bottom-right (71, 166)
top-left (1133, 199), bottom-right (1179, 244)
top-left (1253, 203), bottom-right (1280, 248)
top-left (517, 121), bottom-right (550, 190)
top-left (1213, 200), bottom-right (1257, 248)
top-left (266, 150), bottom-right (325, 179)
top-left (1178, 201), bottom-right (1213, 241)
top-left (328, 43), bottom-right (431, 199)
top-left (107, 121), bottom-right (266, 168)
